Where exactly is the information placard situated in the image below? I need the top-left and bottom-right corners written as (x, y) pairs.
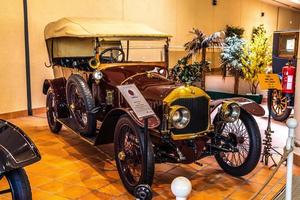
top-left (258, 74), bottom-right (282, 90)
top-left (117, 84), bottom-right (156, 119)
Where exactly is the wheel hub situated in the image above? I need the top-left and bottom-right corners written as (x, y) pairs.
top-left (70, 103), bottom-right (75, 111)
top-left (236, 136), bottom-right (245, 144)
top-left (118, 151), bottom-right (126, 161)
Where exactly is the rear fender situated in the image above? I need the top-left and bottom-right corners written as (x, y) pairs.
top-left (210, 97), bottom-right (265, 117)
top-left (43, 77), bottom-right (69, 118)
top-left (0, 120), bottom-right (41, 174)
top-left (94, 108), bottom-right (160, 145)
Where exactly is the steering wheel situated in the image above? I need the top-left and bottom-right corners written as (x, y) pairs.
top-left (100, 47), bottom-right (125, 63)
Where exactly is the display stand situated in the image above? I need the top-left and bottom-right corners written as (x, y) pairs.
top-left (260, 89), bottom-right (283, 168)
top-left (134, 116), bottom-right (153, 200)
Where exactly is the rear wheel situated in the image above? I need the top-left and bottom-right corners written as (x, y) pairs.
top-left (46, 90), bottom-right (62, 133)
top-left (213, 110), bottom-right (261, 177)
top-left (114, 115), bottom-right (154, 195)
top-left (0, 168), bottom-right (32, 200)
top-left (268, 89), bottom-right (292, 122)
top-left (66, 74), bottom-right (96, 137)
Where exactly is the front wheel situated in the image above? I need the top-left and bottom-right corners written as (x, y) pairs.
top-left (114, 115), bottom-right (154, 195)
top-left (213, 109), bottom-right (261, 177)
top-left (0, 168), bottom-right (32, 200)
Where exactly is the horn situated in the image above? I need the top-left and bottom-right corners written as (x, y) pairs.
top-left (89, 57), bottom-right (100, 69)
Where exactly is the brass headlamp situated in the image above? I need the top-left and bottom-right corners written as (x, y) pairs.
top-left (169, 105), bottom-right (191, 129)
top-left (220, 102), bottom-right (240, 122)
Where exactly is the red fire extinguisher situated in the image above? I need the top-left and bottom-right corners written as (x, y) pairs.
top-left (282, 61), bottom-right (296, 94)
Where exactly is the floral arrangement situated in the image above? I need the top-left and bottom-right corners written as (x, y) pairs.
top-left (241, 25), bottom-right (272, 94)
top-left (220, 35), bottom-right (245, 76)
top-left (172, 28), bottom-right (223, 87)
top-left (171, 57), bottom-right (203, 83)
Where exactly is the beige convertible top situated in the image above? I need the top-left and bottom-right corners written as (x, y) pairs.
top-left (44, 17), bottom-right (171, 40)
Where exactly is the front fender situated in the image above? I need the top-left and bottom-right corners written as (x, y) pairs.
top-left (210, 97), bottom-right (265, 117)
top-left (0, 120), bottom-right (41, 174)
top-left (94, 108), bottom-right (160, 145)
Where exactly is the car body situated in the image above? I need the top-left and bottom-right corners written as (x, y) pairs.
top-left (43, 17), bottom-right (265, 195)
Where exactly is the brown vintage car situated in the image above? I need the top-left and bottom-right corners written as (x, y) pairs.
top-left (43, 18), bottom-right (265, 195)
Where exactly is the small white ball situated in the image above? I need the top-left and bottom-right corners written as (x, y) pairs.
top-left (171, 176), bottom-right (192, 199)
top-left (286, 118), bottom-right (298, 129)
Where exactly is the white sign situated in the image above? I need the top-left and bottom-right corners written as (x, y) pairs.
top-left (117, 84), bottom-right (156, 119)
top-left (286, 38), bottom-right (295, 52)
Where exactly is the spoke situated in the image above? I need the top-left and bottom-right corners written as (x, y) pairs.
top-left (0, 188), bottom-right (12, 195)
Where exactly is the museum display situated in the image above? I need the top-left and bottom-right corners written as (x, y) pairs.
top-left (268, 30), bottom-right (299, 121)
top-left (42, 17), bottom-right (265, 195)
top-left (0, 119), bottom-right (41, 200)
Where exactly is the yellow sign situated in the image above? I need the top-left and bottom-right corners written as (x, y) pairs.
top-left (258, 74), bottom-right (282, 90)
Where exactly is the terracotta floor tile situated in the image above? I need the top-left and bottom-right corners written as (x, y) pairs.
top-left (27, 173), bottom-right (53, 187)
top-left (228, 189), bottom-right (256, 200)
top-left (57, 184), bottom-right (93, 199)
top-left (98, 181), bottom-right (127, 197)
top-left (38, 181), bottom-right (71, 194)
top-left (155, 163), bottom-right (176, 173)
top-left (32, 188), bottom-right (69, 200)
top-left (5, 111), bottom-right (293, 199)
top-left (188, 190), bottom-right (225, 200)
top-left (78, 190), bottom-right (113, 200)
top-left (167, 165), bottom-right (198, 178)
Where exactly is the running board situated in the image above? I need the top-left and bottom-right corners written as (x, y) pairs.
top-left (57, 118), bottom-right (97, 145)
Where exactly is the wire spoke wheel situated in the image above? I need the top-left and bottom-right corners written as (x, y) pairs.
top-left (220, 119), bottom-right (250, 167)
top-left (114, 115), bottom-right (154, 195)
top-left (118, 125), bottom-right (142, 185)
top-left (213, 110), bottom-right (261, 177)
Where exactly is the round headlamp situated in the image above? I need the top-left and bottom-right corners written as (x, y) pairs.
top-left (92, 70), bottom-right (103, 81)
top-left (169, 106), bottom-right (191, 129)
top-left (220, 102), bottom-right (240, 122)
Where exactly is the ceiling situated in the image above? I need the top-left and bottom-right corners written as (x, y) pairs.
top-left (262, 0), bottom-right (300, 11)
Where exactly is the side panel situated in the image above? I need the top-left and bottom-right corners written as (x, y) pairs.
top-left (0, 120), bottom-right (41, 173)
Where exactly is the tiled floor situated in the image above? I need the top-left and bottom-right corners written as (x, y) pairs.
top-left (0, 108), bottom-right (297, 200)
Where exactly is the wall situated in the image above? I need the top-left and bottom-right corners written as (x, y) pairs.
top-left (0, 1), bottom-right (27, 114)
top-left (0, 0), bottom-right (299, 114)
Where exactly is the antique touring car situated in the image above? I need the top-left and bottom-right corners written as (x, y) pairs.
top-left (43, 18), bottom-right (265, 194)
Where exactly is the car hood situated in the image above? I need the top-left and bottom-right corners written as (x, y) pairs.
top-left (124, 74), bottom-right (178, 101)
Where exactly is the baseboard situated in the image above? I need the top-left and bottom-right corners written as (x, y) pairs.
top-left (0, 107), bottom-right (46, 120)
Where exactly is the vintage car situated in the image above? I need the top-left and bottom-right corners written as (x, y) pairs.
top-left (43, 18), bottom-right (265, 195)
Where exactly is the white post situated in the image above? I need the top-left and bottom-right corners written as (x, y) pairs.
top-left (171, 176), bottom-right (192, 200)
top-left (286, 118), bottom-right (298, 200)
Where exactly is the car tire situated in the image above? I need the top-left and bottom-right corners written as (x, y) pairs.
top-left (114, 115), bottom-right (154, 195)
top-left (46, 90), bottom-right (62, 133)
top-left (3, 168), bottom-right (32, 200)
top-left (268, 89), bottom-right (292, 122)
top-left (213, 109), bottom-right (261, 177)
top-left (66, 74), bottom-right (96, 137)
